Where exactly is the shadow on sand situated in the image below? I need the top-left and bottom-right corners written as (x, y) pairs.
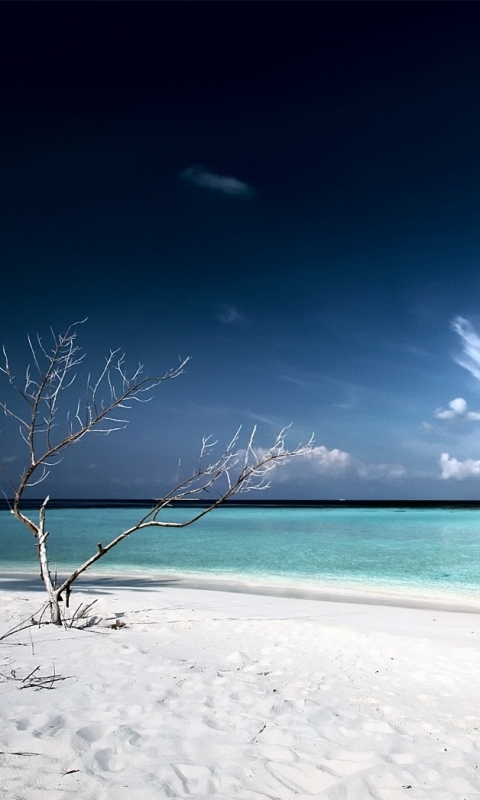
top-left (2, 570), bottom-right (480, 614)
top-left (0, 571), bottom-right (183, 596)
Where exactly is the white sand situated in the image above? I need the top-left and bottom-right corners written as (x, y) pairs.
top-left (1, 574), bottom-right (479, 799)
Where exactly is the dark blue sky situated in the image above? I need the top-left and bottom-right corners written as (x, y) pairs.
top-left (2, 2), bottom-right (480, 499)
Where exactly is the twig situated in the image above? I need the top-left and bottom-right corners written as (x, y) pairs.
top-left (0, 607), bottom-right (47, 642)
top-left (67, 599), bottom-right (99, 629)
top-left (249, 724), bottom-right (266, 743)
top-left (0, 664), bottom-right (72, 690)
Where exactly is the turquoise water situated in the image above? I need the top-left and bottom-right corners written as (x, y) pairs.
top-left (2, 506), bottom-right (480, 600)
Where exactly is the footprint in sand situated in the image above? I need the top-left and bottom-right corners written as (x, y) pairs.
top-left (33, 715), bottom-right (65, 737)
top-left (94, 746), bottom-right (125, 772)
top-left (76, 722), bottom-right (112, 743)
top-left (16, 712), bottom-right (64, 735)
top-left (15, 717), bottom-right (31, 731)
top-left (92, 727), bottom-right (143, 772)
top-left (174, 763), bottom-right (215, 795)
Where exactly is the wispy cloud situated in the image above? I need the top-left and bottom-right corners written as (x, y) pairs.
top-left (428, 318), bottom-right (480, 477)
top-left (384, 340), bottom-right (432, 358)
top-left (218, 304), bottom-right (248, 324)
top-left (439, 452), bottom-right (480, 480)
top-left (280, 374), bottom-right (313, 390)
top-left (451, 316), bottom-right (480, 381)
top-left (434, 397), bottom-right (480, 421)
top-left (181, 165), bottom-right (253, 196)
top-left (355, 461), bottom-right (407, 480)
top-left (244, 412), bottom-right (281, 429)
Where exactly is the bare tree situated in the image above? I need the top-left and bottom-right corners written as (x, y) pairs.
top-left (0, 321), bottom-right (313, 624)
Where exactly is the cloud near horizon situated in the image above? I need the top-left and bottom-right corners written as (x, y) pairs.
top-left (269, 444), bottom-right (406, 483)
top-left (303, 445), bottom-right (352, 474)
top-left (181, 166), bottom-right (253, 196)
top-left (440, 452), bottom-right (480, 480)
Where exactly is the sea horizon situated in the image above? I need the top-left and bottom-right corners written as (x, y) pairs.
top-left (3, 497), bottom-right (480, 510)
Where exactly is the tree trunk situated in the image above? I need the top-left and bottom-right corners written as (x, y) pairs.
top-left (38, 498), bottom-right (62, 625)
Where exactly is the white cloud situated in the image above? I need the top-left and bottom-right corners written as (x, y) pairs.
top-left (303, 446), bottom-right (406, 481)
top-left (428, 319), bottom-right (480, 481)
top-left (304, 445), bottom-right (352, 474)
top-left (440, 452), bottom-right (480, 480)
top-left (434, 396), bottom-right (480, 421)
top-left (249, 444), bottom-right (351, 484)
top-left (447, 397), bottom-right (467, 415)
top-left (451, 316), bottom-right (480, 381)
top-left (244, 439), bottom-right (407, 486)
top-left (181, 166), bottom-right (253, 196)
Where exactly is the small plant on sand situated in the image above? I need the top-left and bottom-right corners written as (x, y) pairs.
top-left (0, 321), bottom-right (312, 624)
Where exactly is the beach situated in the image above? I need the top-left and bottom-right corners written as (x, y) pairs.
top-left (0, 575), bottom-right (479, 799)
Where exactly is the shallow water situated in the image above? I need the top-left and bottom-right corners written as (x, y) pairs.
top-left (2, 506), bottom-right (480, 601)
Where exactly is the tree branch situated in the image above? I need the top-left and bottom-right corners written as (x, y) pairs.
top-left (1, 320), bottom-right (312, 622)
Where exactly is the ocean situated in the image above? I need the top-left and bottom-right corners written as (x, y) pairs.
top-left (2, 505), bottom-right (480, 605)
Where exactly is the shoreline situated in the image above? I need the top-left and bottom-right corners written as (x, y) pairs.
top-left (2, 567), bottom-right (480, 614)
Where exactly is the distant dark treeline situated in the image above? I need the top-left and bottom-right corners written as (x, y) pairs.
top-left (1, 498), bottom-right (480, 510)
